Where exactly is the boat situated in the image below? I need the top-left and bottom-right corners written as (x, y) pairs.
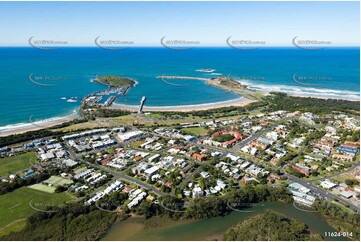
top-left (67, 97), bottom-right (78, 103)
top-left (60, 97), bottom-right (67, 100)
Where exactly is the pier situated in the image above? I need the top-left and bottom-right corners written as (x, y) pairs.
top-left (138, 96), bottom-right (146, 113)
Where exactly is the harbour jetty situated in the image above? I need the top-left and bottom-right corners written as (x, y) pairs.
top-left (157, 75), bottom-right (210, 81)
top-left (80, 75), bottom-right (136, 116)
top-left (138, 96), bottom-right (146, 113)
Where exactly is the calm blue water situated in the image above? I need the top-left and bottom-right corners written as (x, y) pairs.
top-left (0, 47), bottom-right (359, 127)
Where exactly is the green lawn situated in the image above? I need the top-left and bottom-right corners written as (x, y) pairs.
top-left (45, 176), bottom-right (73, 186)
top-left (182, 127), bottom-right (208, 136)
top-left (28, 176), bottom-right (73, 193)
top-left (28, 184), bottom-right (56, 193)
top-left (0, 187), bottom-right (74, 236)
top-left (0, 152), bottom-right (37, 177)
top-left (130, 140), bottom-right (145, 148)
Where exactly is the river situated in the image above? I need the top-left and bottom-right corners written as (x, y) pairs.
top-left (102, 202), bottom-right (347, 241)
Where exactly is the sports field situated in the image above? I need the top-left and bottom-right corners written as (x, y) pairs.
top-left (28, 176), bottom-right (73, 193)
top-left (182, 127), bottom-right (208, 136)
top-left (0, 187), bottom-right (74, 236)
top-left (28, 183), bottom-right (56, 193)
top-left (45, 176), bottom-right (73, 186)
top-left (0, 152), bottom-right (37, 177)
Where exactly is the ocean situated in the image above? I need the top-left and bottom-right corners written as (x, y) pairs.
top-left (0, 47), bottom-right (359, 127)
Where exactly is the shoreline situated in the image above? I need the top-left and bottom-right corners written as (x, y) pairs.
top-left (288, 93), bottom-right (359, 102)
top-left (111, 97), bottom-right (256, 112)
top-left (0, 90), bottom-right (358, 138)
top-left (0, 112), bottom-right (79, 137)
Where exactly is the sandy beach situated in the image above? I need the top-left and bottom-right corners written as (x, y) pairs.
top-left (288, 93), bottom-right (359, 102)
top-left (0, 112), bottom-right (79, 137)
top-left (112, 97), bottom-right (256, 112)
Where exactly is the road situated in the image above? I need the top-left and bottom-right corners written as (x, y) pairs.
top-left (64, 142), bottom-right (165, 197)
top-left (285, 174), bottom-right (360, 212)
top-left (308, 163), bottom-right (360, 182)
top-left (63, 120), bottom-right (359, 212)
top-left (231, 118), bottom-right (288, 152)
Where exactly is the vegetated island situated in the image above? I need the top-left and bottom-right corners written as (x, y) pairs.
top-left (224, 210), bottom-right (322, 241)
top-left (93, 75), bottom-right (135, 88)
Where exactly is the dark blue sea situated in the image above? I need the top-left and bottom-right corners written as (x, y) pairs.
top-left (0, 47), bottom-right (359, 127)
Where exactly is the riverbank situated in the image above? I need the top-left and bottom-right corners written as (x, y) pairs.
top-left (102, 202), bottom-right (344, 241)
top-left (112, 97), bottom-right (256, 112)
top-left (0, 112), bottom-right (79, 137)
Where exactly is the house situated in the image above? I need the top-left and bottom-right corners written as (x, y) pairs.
top-left (192, 187), bottom-right (203, 199)
top-left (332, 154), bottom-right (353, 161)
top-left (250, 147), bottom-right (258, 156)
top-left (336, 146), bottom-right (358, 156)
top-left (62, 159), bottom-right (78, 167)
top-left (343, 141), bottom-right (359, 149)
top-left (242, 177), bottom-right (259, 184)
top-left (200, 171), bottom-right (210, 178)
top-left (320, 180), bottom-right (338, 190)
top-left (266, 131), bottom-right (279, 141)
top-left (118, 130), bottom-right (144, 142)
top-left (292, 163), bottom-right (310, 176)
top-left (226, 153), bottom-right (240, 162)
top-left (339, 191), bottom-right (353, 199)
top-left (192, 153), bottom-right (206, 161)
top-left (250, 140), bottom-right (268, 150)
top-left (291, 190), bottom-right (316, 206)
top-left (267, 173), bottom-right (281, 183)
top-left (144, 166), bottom-right (159, 178)
top-left (148, 154), bottom-right (160, 163)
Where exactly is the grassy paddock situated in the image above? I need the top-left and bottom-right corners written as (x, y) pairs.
top-left (182, 127), bottom-right (208, 136)
top-left (0, 152), bottom-right (37, 177)
top-left (0, 187), bottom-right (74, 236)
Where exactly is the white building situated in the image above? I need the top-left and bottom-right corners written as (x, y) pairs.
top-left (118, 130), bottom-right (144, 141)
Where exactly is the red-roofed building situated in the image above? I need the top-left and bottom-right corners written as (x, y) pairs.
top-left (344, 141), bottom-right (360, 149)
top-left (192, 153), bottom-right (206, 161)
top-left (100, 157), bottom-right (110, 165)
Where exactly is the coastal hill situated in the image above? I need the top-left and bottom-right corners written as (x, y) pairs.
top-left (94, 75), bottom-right (135, 88)
top-left (208, 76), bottom-right (247, 91)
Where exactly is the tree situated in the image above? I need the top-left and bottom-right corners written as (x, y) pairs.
top-left (345, 179), bottom-right (354, 186)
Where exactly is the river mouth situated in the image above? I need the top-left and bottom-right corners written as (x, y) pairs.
top-left (102, 202), bottom-right (347, 241)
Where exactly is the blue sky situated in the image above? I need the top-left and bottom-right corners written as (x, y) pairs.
top-left (0, 1), bottom-right (359, 46)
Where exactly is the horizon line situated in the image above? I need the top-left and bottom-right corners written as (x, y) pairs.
top-left (0, 45), bottom-right (360, 48)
